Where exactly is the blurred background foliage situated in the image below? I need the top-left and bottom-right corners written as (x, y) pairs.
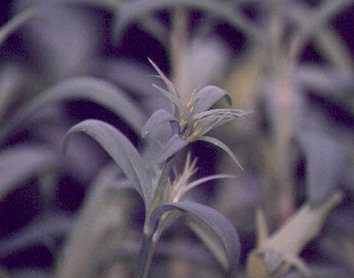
top-left (0, 0), bottom-right (354, 277)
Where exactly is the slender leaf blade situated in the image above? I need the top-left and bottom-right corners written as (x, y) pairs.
top-left (0, 77), bottom-right (145, 141)
top-left (142, 109), bottom-right (177, 137)
top-left (150, 201), bottom-right (240, 276)
top-left (0, 213), bottom-right (72, 258)
top-left (0, 145), bottom-right (59, 199)
top-left (149, 58), bottom-right (178, 97)
top-left (299, 132), bottom-right (346, 205)
top-left (182, 174), bottom-right (235, 196)
top-left (152, 134), bottom-right (188, 165)
top-left (192, 109), bottom-right (252, 137)
top-left (0, 9), bottom-right (40, 47)
top-left (198, 136), bottom-right (243, 171)
top-left (193, 86), bottom-right (232, 114)
top-left (64, 119), bottom-right (153, 206)
top-left (112, 0), bottom-right (262, 44)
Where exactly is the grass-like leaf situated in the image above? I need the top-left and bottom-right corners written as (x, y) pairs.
top-left (142, 109), bottom-right (177, 137)
top-left (150, 59), bottom-right (192, 126)
top-left (0, 9), bottom-right (40, 47)
top-left (289, 0), bottom-right (354, 60)
top-left (150, 201), bottom-right (240, 276)
top-left (192, 109), bottom-right (251, 139)
top-left (0, 213), bottom-right (72, 259)
top-left (148, 58), bottom-right (178, 98)
top-left (55, 163), bottom-right (135, 278)
top-left (0, 77), bottom-right (145, 141)
top-left (0, 145), bottom-right (59, 199)
top-left (152, 134), bottom-right (188, 165)
top-left (193, 85), bottom-right (232, 114)
top-left (64, 119), bottom-right (153, 207)
top-left (198, 136), bottom-right (243, 171)
top-left (299, 132), bottom-right (346, 206)
top-left (112, 0), bottom-right (262, 44)
top-left (181, 174), bottom-right (234, 198)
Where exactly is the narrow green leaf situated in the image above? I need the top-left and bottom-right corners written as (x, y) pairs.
top-left (0, 145), bottom-right (59, 199)
top-left (194, 108), bottom-right (252, 122)
top-left (64, 119), bottom-right (153, 207)
top-left (192, 108), bottom-right (252, 137)
top-left (198, 136), bottom-right (243, 171)
top-left (55, 164), bottom-right (136, 278)
top-left (113, 0), bottom-right (262, 44)
top-left (152, 134), bottom-right (188, 165)
top-left (0, 213), bottom-right (71, 258)
top-left (150, 201), bottom-right (240, 276)
top-left (0, 77), bottom-right (145, 141)
top-left (0, 9), bottom-right (40, 47)
top-left (148, 58), bottom-right (178, 97)
top-left (152, 84), bottom-right (193, 129)
top-left (289, 0), bottom-right (354, 60)
top-left (142, 109), bottom-right (177, 137)
top-left (181, 174), bottom-right (235, 197)
top-left (193, 86), bottom-right (232, 114)
top-left (299, 132), bottom-right (346, 206)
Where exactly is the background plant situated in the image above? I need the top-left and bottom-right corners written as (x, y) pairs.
top-left (0, 0), bottom-right (353, 277)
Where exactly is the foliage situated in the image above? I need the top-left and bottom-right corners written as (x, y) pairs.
top-left (0, 0), bottom-right (353, 277)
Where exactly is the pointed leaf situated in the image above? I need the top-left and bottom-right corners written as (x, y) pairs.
top-left (152, 134), bottom-right (188, 165)
top-left (0, 145), bottom-right (59, 199)
top-left (152, 84), bottom-right (192, 128)
top-left (198, 136), bottom-right (243, 171)
top-left (193, 86), bottom-right (232, 114)
top-left (0, 213), bottom-right (72, 258)
top-left (112, 0), bottom-right (261, 44)
top-left (289, 0), bottom-right (353, 60)
top-left (142, 109), bottom-right (177, 137)
top-left (178, 174), bottom-right (234, 200)
top-left (64, 119), bottom-right (153, 206)
top-left (0, 9), bottom-right (40, 47)
top-left (149, 58), bottom-right (178, 97)
top-left (0, 77), bottom-right (145, 141)
top-left (148, 58), bottom-right (194, 127)
top-left (299, 132), bottom-right (346, 205)
top-left (150, 201), bottom-right (240, 276)
top-left (192, 109), bottom-right (252, 138)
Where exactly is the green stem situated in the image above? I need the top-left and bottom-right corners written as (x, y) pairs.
top-left (134, 232), bottom-right (156, 278)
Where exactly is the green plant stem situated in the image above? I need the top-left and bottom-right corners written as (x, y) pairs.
top-left (170, 8), bottom-right (189, 104)
top-left (134, 232), bottom-right (156, 278)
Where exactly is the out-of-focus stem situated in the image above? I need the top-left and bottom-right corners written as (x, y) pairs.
top-left (170, 8), bottom-right (189, 104)
top-left (134, 232), bottom-right (156, 278)
top-left (267, 0), bottom-right (296, 221)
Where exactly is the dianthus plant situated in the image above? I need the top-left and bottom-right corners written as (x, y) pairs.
top-left (64, 59), bottom-right (250, 278)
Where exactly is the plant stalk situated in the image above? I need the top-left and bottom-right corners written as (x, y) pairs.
top-left (133, 231), bottom-right (156, 278)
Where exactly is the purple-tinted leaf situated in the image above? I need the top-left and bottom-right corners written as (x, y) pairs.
top-left (0, 9), bottom-right (40, 47)
top-left (148, 58), bottom-right (178, 98)
top-left (150, 201), bottom-right (240, 276)
top-left (198, 136), bottom-right (243, 171)
top-left (113, 0), bottom-right (261, 44)
top-left (153, 134), bottom-right (188, 165)
top-left (0, 213), bottom-right (72, 258)
top-left (182, 174), bottom-right (235, 197)
top-left (193, 86), bottom-right (232, 114)
top-left (0, 145), bottom-right (59, 199)
top-left (64, 119), bottom-right (153, 206)
top-left (299, 132), bottom-right (347, 205)
top-left (192, 109), bottom-right (252, 138)
top-left (0, 77), bottom-right (145, 141)
top-left (142, 109), bottom-right (178, 137)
